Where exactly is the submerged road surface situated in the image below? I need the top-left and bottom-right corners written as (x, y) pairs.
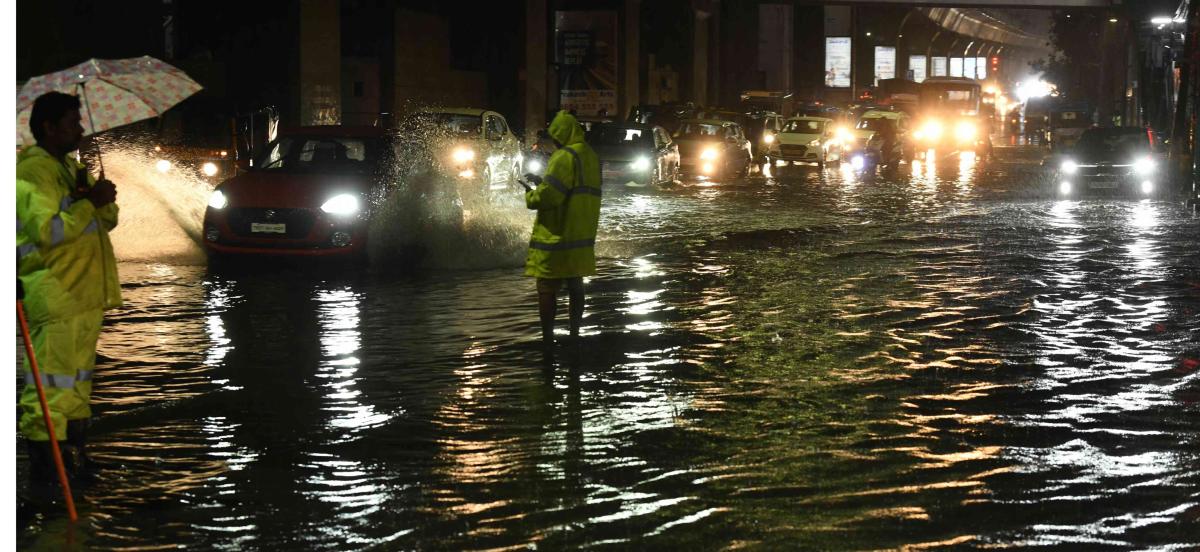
top-left (17, 148), bottom-right (1200, 549)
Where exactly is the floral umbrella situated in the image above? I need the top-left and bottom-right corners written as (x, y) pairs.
top-left (17, 56), bottom-right (203, 170)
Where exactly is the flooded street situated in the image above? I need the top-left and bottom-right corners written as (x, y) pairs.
top-left (18, 148), bottom-right (1200, 549)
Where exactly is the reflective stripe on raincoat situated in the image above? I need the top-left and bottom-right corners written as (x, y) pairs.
top-left (524, 111), bottom-right (602, 279)
top-left (17, 146), bottom-right (122, 326)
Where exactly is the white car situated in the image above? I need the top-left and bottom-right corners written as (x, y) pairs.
top-left (414, 107), bottom-right (524, 190)
top-left (773, 116), bottom-right (843, 168)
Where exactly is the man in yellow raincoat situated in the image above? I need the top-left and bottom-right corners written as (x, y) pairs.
top-left (523, 110), bottom-right (601, 348)
top-left (17, 92), bottom-right (121, 482)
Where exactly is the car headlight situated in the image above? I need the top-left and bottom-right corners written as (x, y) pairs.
top-left (955, 121), bottom-right (977, 142)
top-left (208, 190), bottom-right (227, 209)
top-left (1134, 157), bottom-right (1155, 175)
top-left (321, 194), bottom-right (360, 215)
top-left (763, 133), bottom-right (775, 144)
top-left (202, 162), bottom-right (219, 177)
top-left (527, 159), bottom-right (544, 173)
top-left (1061, 160), bottom-right (1079, 174)
top-left (921, 121), bottom-right (944, 141)
top-left (630, 157), bottom-right (651, 171)
top-left (835, 127), bottom-right (854, 144)
top-left (156, 159), bottom-right (171, 173)
top-left (807, 139), bottom-right (821, 147)
top-left (700, 147), bottom-right (719, 160)
top-left (452, 147), bottom-right (475, 163)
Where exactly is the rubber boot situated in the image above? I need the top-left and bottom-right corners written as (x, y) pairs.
top-left (67, 419), bottom-right (99, 482)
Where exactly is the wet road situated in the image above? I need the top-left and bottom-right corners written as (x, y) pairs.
top-left (18, 148), bottom-right (1200, 549)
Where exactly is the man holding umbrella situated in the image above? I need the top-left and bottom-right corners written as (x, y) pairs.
top-left (16, 91), bottom-right (121, 482)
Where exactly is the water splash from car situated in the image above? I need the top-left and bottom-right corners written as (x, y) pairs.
top-left (98, 148), bottom-right (212, 265)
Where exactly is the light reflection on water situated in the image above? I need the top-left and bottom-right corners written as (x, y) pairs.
top-left (17, 150), bottom-right (1200, 549)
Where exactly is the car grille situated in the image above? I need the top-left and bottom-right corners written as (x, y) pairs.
top-left (779, 145), bottom-right (809, 156)
top-left (226, 208), bottom-right (317, 239)
top-left (1078, 165), bottom-right (1131, 178)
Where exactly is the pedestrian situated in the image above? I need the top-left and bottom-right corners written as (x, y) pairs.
top-left (521, 110), bottom-right (602, 350)
top-left (16, 91), bottom-right (121, 482)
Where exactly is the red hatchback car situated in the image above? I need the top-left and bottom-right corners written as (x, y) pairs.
top-left (203, 126), bottom-right (393, 260)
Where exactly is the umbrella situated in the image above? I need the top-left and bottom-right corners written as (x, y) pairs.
top-left (17, 56), bottom-right (203, 172)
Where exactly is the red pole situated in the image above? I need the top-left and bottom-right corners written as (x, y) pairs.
top-left (17, 300), bottom-right (78, 522)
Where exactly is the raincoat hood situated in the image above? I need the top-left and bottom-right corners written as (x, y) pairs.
top-left (548, 110), bottom-right (586, 147)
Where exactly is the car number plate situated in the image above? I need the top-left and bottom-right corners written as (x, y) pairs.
top-left (251, 222), bottom-right (287, 234)
top-left (1088, 182), bottom-right (1118, 189)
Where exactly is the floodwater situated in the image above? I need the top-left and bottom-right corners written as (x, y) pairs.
top-left (17, 148), bottom-right (1200, 550)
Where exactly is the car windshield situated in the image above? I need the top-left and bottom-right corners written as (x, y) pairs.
top-left (419, 113), bottom-right (482, 135)
top-left (856, 118), bottom-right (895, 131)
top-left (674, 123), bottom-right (726, 139)
top-left (588, 125), bottom-right (652, 147)
top-left (783, 120), bottom-right (825, 134)
top-left (1074, 129), bottom-right (1150, 155)
top-left (256, 136), bottom-right (382, 174)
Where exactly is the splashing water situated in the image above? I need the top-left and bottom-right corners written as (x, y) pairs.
top-left (366, 172), bottom-right (532, 270)
top-left (101, 149), bottom-right (211, 265)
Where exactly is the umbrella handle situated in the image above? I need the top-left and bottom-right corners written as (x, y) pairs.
top-left (78, 83), bottom-right (105, 179)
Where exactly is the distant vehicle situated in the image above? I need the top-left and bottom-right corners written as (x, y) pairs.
top-left (698, 109), bottom-right (782, 163)
top-left (203, 126), bottom-right (397, 259)
top-left (846, 110), bottom-right (911, 171)
top-left (774, 116), bottom-right (842, 168)
top-left (1056, 127), bottom-right (1163, 197)
top-left (672, 119), bottom-right (753, 179)
top-left (587, 122), bottom-right (679, 187)
top-left (410, 107), bottom-right (523, 191)
top-left (877, 78), bottom-right (922, 114)
top-left (739, 90), bottom-right (794, 117)
top-left (912, 77), bottom-right (992, 158)
top-left (1048, 103), bottom-right (1094, 151)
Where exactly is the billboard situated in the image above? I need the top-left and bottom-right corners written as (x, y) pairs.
top-left (825, 37), bottom-right (852, 88)
top-left (950, 57), bottom-right (964, 78)
top-left (963, 57), bottom-right (977, 80)
top-left (976, 57), bottom-right (988, 80)
top-left (874, 46), bottom-right (896, 85)
top-left (556, 11), bottom-right (618, 117)
top-left (909, 55), bottom-right (927, 83)
top-left (932, 57), bottom-right (948, 77)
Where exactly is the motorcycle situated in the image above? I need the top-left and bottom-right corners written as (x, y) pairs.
top-left (846, 134), bottom-right (902, 174)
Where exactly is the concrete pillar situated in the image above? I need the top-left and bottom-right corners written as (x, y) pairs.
top-left (622, 0), bottom-right (640, 120)
top-left (298, 0), bottom-right (341, 125)
top-left (525, 0), bottom-right (548, 140)
top-left (693, 9), bottom-right (710, 104)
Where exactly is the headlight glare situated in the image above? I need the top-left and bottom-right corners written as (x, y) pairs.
top-left (630, 157), bottom-right (651, 171)
top-left (452, 147), bottom-right (475, 163)
top-left (1061, 160), bottom-right (1079, 174)
top-left (700, 147), bottom-right (719, 160)
top-left (921, 121), bottom-right (944, 141)
top-left (1134, 157), bottom-right (1155, 175)
top-left (763, 133), bottom-right (775, 144)
top-left (202, 162), bottom-right (219, 177)
top-left (954, 121), bottom-right (977, 142)
top-left (208, 190), bottom-right (228, 209)
top-left (321, 193), bottom-right (360, 215)
top-left (527, 159), bottom-right (544, 173)
top-left (156, 159), bottom-right (171, 173)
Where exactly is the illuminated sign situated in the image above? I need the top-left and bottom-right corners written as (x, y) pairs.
top-left (964, 57), bottom-right (977, 80)
top-left (909, 55), bottom-right (927, 83)
top-left (932, 57), bottom-right (948, 77)
top-left (950, 57), bottom-right (964, 77)
top-left (874, 46), bottom-right (896, 85)
top-left (825, 37), bottom-right (852, 88)
top-left (976, 57), bottom-right (988, 79)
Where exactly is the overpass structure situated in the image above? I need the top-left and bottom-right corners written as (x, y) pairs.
top-left (826, 0), bottom-right (1119, 6)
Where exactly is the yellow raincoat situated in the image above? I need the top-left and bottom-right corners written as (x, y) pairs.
top-left (524, 111), bottom-right (602, 279)
top-left (16, 145), bottom-right (121, 441)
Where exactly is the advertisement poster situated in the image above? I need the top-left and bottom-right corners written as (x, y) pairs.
top-left (908, 55), bottom-right (927, 83)
top-left (825, 37), bottom-right (851, 88)
top-left (976, 57), bottom-right (987, 79)
top-left (932, 57), bottom-right (948, 77)
top-left (950, 57), bottom-right (964, 78)
top-left (963, 57), bottom-right (977, 80)
top-left (555, 11), bottom-right (618, 117)
top-left (873, 46), bottom-right (895, 85)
